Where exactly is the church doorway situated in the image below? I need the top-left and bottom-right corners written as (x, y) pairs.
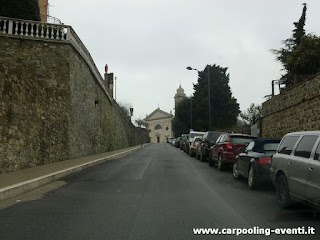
top-left (157, 137), bottom-right (160, 143)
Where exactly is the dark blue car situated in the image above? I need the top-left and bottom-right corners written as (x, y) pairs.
top-left (233, 138), bottom-right (281, 189)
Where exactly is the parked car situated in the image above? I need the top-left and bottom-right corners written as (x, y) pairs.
top-left (167, 137), bottom-right (174, 144)
top-left (171, 138), bottom-right (176, 146)
top-left (175, 137), bottom-right (181, 148)
top-left (180, 134), bottom-right (189, 150)
top-left (196, 131), bottom-right (224, 161)
top-left (185, 131), bottom-right (205, 154)
top-left (189, 136), bottom-right (203, 157)
top-left (270, 131), bottom-right (320, 208)
top-left (209, 133), bottom-right (257, 170)
top-left (233, 138), bottom-right (281, 189)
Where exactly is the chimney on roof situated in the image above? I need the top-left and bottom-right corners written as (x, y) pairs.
top-left (104, 64), bottom-right (114, 98)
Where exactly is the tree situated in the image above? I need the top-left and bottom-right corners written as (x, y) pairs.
top-left (274, 4), bottom-right (307, 72)
top-left (174, 64), bottom-right (239, 135)
top-left (135, 119), bottom-right (150, 144)
top-left (118, 102), bottom-right (130, 117)
top-left (286, 34), bottom-right (320, 76)
top-left (293, 3), bottom-right (307, 46)
top-left (192, 64), bottom-right (239, 131)
top-left (0, 0), bottom-right (41, 21)
top-left (135, 119), bottom-right (149, 128)
top-left (272, 3), bottom-right (320, 87)
top-left (172, 97), bottom-right (191, 137)
top-left (239, 104), bottom-right (262, 125)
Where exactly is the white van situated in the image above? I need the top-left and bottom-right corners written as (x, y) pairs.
top-left (185, 131), bottom-right (205, 155)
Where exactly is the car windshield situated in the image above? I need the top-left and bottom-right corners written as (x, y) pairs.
top-left (263, 143), bottom-right (280, 151)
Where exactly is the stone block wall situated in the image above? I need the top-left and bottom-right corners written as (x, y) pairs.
top-left (0, 35), bottom-right (141, 173)
top-left (261, 73), bottom-right (320, 138)
top-left (68, 48), bottom-right (140, 158)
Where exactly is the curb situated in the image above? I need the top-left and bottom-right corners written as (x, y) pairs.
top-left (0, 146), bottom-right (143, 202)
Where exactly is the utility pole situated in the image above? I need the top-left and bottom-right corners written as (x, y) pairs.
top-left (207, 66), bottom-right (211, 130)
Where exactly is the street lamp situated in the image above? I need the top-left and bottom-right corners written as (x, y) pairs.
top-left (186, 66), bottom-right (211, 130)
top-left (190, 96), bottom-right (193, 129)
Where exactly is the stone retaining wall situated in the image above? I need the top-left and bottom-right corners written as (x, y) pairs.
top-left (261, 73), bottom-right (320, 138)
top-left (0, 35), bottom-right (141, 173)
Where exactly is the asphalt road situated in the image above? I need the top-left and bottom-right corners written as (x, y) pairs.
top-left (0, 144), bottom-right (319, 240)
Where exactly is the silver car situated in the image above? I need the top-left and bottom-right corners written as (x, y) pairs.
top-left (270, 131), bottom-right (320, 208)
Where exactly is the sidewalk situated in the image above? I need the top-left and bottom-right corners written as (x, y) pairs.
top-left (0, 144), bottom-right (147, 202)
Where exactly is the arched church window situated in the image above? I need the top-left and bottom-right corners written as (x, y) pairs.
top-left (155, 124), bottom-right (162, 130)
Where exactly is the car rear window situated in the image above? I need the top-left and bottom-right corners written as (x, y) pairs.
top-left (230, 136), bottom-right (256, 144)
top-left (278, 136), bottom-right (300, 155)
top-left (294, 135), bottom-right (318, 158)
top-left (181, 136), bottom-right (188, 140)
top-left (191, 133), bottom-right (204, 138)
top-left (208, 133), bottom-right (221, 142)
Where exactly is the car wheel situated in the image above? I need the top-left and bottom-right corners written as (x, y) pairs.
top-left (208, 153), bottom-right (214, 167)
top-left (217, 154), bottom-right (224, 171)
top-left (233, 161), bottom-right (241, 179)
top-left (276, 174), bottom-right (292, 208)
top-left (248, 165), bottom-right (257, 189)
top-left (200, 151), bottom-right (205, 162)
top-left (189, 149), bottom-right (193, 157)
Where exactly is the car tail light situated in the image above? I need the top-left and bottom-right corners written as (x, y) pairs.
top-left (256, 157), bottom-right (272, 165)
top-left (226, 142), bottom-right (232, 150)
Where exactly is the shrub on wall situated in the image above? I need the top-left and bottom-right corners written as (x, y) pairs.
top-left (0, 0), bottom-right (41, 21)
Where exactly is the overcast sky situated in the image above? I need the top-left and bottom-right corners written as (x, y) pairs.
top-left (50, 0), bottom-right (319, 122)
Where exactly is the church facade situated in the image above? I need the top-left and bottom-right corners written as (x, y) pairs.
top-left (144, 108), bottom-right (173, 143)
top-left (144, 85), bottom-right (186, 143)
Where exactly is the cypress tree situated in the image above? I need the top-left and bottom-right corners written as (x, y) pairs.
top-left (292, 3), bottom-right (307, 46)
top-left (193, 64), bottom-right (240, 130)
